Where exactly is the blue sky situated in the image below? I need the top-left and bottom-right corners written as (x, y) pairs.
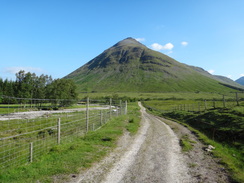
top-left (0, 0), bottom-right (244, 81)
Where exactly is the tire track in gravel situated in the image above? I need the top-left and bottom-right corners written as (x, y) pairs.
top-left (69, 102), bottom-right (230, 183)
top-left (102, 102), bottom-right (190, 183)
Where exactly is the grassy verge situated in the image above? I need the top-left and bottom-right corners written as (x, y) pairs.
top-left (181, 122), bottom-right (244, 183)
top-left (164, 109), bottom-right (244, 148)
top-left (179, 134), bottom-right (195, 152)
top-left (125, 105), bottom-right (141, 135)
top-left (0, 102), bottom-right (141, 183)
top-left (0, 105), bottom-right (28, 114)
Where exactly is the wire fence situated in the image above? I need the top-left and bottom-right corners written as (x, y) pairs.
top-left (0, 96), bottom-right (127, 170)
top-left (143, 92), bottom-right (244, 113)
top-left (172, 93), bottom-right (244, 112)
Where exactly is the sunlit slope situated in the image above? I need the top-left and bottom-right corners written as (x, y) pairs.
top-left (65, 38), bottom-right (239, 93)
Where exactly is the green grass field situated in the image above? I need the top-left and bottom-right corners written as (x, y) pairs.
top-left (78, 91), bottom-right (243, 101)
top-left (0, 102), bottom-right (140, 183)
top-left (0, 103), bottom-right (100, 115)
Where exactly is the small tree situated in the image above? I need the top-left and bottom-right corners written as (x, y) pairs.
top-left (45, 79), bottom-right (78, 107)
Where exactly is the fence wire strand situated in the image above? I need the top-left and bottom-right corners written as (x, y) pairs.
top-left (0, 96), bottom-right (127, 170)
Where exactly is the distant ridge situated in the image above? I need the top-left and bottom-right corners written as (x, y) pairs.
top-left (189, 66), bottom-right (244, 89)
top-left (65, 37), bottom-right (241, 93)
top-left (236, 76), bottom-right (244, 85)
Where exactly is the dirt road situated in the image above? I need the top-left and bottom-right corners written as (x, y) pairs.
top-left (69, 102), bottom-right (230, 183)
top-left (102, 102), bottom-right (190, 183)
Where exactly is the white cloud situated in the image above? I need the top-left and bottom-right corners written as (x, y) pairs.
top-left (164, 43), bottom-right (174, 50)
top-left (151, 43), bottom-right (163, 51)
top-left (135, 38), bottom-right (145, 42)
top-left (227, 75), bottom-right (233, 79)
top-left (151, 42), bottom-right (174, 51)
top-left (4, 67), bottom-right (44, 74)
top-left (208, 70), bottom-right (215, 74)
top-left (240, 74), bottom-right (244, 77)
top-left (181, 41), bottom-right (188, 46)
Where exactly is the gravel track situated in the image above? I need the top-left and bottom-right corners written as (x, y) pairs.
top-left (67, 102), bottom-right (230, 183)
top-left (70, 103), bottom-right (191, 183)
top-left (115, 103), bottom-right (191, 183)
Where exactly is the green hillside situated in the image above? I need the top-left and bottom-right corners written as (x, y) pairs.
top-left (65, 37), bottom-right (240, 93)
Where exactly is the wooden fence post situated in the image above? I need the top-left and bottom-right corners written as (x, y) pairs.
top-left (100, 110), bottom-right (103, 126)
top-left (236, 92), bottom-right (239, 106)
top-left (29, 142), bottom-right (33, 163)
top-left (109, 98), bottom-right (112, 118)
top-left (86, 97), bottom-right (89, 133)
top-left (223, 95), bottom-right (226, 108)
top-left (120, 100), bottom-right (122, 115)
top-left (57, 118), bottom-right (61, 144)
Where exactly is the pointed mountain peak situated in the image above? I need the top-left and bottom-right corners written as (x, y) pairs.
top-left (113, 37), bottom-right (146, 48)
top-left (65, 37), bottom-right (242, 93)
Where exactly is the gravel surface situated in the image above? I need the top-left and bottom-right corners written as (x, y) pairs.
top-left (155, 116), bottom-right (231, 183)
top-left (117, 104), bottom-right (191, 183)
top-left (0, 107), bottom-right (109, 121)
top-left (67, 102), bottom-right (231, 183)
